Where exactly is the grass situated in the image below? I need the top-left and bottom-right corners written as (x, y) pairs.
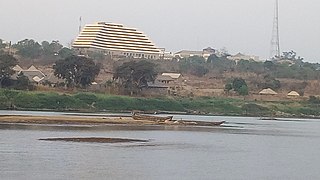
top-left (1, 89), bottom-right (320, 117)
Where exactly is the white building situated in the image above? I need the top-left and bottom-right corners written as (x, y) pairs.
top-left (228, 53), bottom-right (260, 62)
top-left (72, 22), bottom-right (161, 59)
top-left (174, 47), bottom-right (216, 60)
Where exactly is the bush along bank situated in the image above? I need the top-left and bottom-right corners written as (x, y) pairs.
top-left (1, 89), bottom-right (320, 118)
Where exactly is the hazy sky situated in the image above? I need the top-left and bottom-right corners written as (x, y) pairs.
top-left (1, 0), bottom-right (319, 62)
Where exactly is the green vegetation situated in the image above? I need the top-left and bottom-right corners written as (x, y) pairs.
top-left (113, 60), bottom-right (157, 95)
top-left (259, 74), bottom-right (281, 90)
top-left (179, 97), bottom-right (243, 115)
top-left (1, 89), bottom-right (320, 117)
top-left (54, 56), bottom-right (101, 88)
top-left (0, 54), bottom-right (18, 88)
top-left (12, 39), bottom-right (43, 59)
top-left (225, 78), bottom-right (249, 96)
top-left (11, 39), bottom-right (74, 60)
top-left (177, 51), bottom-right (320, 81)
top-left (179, 56), bottom-right (209, 77)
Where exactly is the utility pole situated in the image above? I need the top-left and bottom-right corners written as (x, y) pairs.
top-left (270, 0), bottom-right (281, 60)
top-left (79, 16), bottom-right (82, 34)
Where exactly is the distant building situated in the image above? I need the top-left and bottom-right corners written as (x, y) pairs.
top-left (157, 75), bottom-right (175, 84)
top-left (12, 65), bottom-right (46, 83)
top-left (159, 48), bottom-right (174, 60)
top-left (144, 73), bottom-right (182, 96)
top-left (72, 22), bottom-right (161, 59)
top-left (174, 47), bottom-right (216, 60)
top-left (228, 53), bottom-right (260, 62)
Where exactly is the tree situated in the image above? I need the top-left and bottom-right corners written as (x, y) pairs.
top-left (232, 78), bottom-right (247, 92)
top-left (225, 78), bottom-right (249, 96)
top-left (238, 85), bottom-right (249, 96)
top-left (42, 40), bottom-right (63, 56)
top-left (224, 83), bottom-right (233, 93)
top-left (224, 78), bottom-right (249, 96)
top-left (261, 74), bottom-right (281, 90)
top-left (236, 60), bottom-right (264, 74)
top-left (13, 39), bottom-right (42, 59)
top-left (190, 64), bottom-right (209, 77)
top-left (207, 54), bottom-right (235, 72)
top-left (0, 39), bottom-right (6, 49)
top-left (58, 47), bottom-right (74, 59)
top-left (179, 56), bottom-right (208, 77)
top-left (14, 72), bottom-right (34, 90)
top-left (0, 54), bottom-right (18, 88)
top-left (53, 56), bottom-right (100, 88)
top-left (264, 61), bottom-right (276, 71)
top-left (113, 60), bottom-right (157, 95)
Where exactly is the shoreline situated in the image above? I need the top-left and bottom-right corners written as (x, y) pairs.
top-left (0, 115), bottom-right (155, 126)
top-left (0, 114), bottom-right (226, 127)
top-left (2, 108), bottom-right (319, 120)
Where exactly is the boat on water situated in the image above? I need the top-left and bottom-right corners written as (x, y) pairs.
top-left (132, 114), bottom-right (173, 121)
top-left (185, 121), bottom-right (226, 126)
top-left (132, 112), bottom-right (225, 126)
top-left (161, 120), bottom-right (226, 126)
top-left (260, 117), bottom-right (278, 120)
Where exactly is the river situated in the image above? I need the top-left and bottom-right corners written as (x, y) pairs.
top-left (1, 110), bottom-right (320, 179)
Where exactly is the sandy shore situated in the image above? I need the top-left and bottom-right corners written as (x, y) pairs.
top-left (0, 114), bottom-right (225, 127)
top-left (0, 115), bottom-right (157, 125)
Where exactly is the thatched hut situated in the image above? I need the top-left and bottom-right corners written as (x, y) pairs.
top-left (259, 88), bottom-right (278, 95)
top-left (287, 91), bottom-right (300, 97)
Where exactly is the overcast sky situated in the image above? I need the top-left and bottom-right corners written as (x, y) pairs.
top-left (1, 0), bottom-right (319, 62)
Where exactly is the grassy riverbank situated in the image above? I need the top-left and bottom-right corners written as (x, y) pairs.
top-left (0, 89), bottom-right (320, 118)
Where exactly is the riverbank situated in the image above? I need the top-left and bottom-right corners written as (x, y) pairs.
top-left (0, 115), bottom-right (154, 125)
top-left (0, 114), bottom-right (226, 127)
top-left (1, 89), bottom-right (320, 118)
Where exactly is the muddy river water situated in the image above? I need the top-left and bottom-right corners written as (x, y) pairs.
top-left (1, 110), bottom-right (320, 179)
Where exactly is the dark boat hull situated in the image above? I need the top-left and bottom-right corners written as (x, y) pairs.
top-left (187, 120), bottom-right (225, 126)
top-left (132, 114), bottom-right (173, 121)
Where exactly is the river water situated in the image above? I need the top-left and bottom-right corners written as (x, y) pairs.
top-left (1, 110), bottom-right (320, 180)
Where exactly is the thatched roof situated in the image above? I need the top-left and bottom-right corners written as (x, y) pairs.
top-left (13, 65), bottom-right (23, 72)
top-left (259, 88), bottom-right (278, 95)
top-left (27, 65), bottom-right (39, 71)
top-left (161, 73), bottom-right (181, 79)
top-left (32, 76), bottom-right (44, 83)
top-left (287, 91), bottom-right (300, 96)
top-left (157, 75), bottom-right (174, 81)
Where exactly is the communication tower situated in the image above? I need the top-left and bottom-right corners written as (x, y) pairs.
top-left (270, 0), bottom-right (281, 59)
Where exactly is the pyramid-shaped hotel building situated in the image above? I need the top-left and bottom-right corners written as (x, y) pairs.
top-left (72, 22), bottom-right (162, 59)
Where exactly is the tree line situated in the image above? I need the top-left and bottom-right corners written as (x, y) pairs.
top-left (178, 52), bottom-right (320, 80)
top-left (0, 38), bottom-right (73, 60)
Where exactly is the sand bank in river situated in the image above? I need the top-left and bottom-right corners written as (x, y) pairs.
top-left (0, 115), bottom-right (225, 127)
top-left (39, 137), bottom-right (149, 143)
top-left (0, 115), bottom-right (155, 125)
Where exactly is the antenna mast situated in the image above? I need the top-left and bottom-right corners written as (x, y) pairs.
top-left (79, 16), bottom-right (82, 34)
top-left (270, 0), bottom-right (281, 59)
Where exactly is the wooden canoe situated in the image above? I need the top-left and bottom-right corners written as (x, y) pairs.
top-left (184, 120), bottom-right (225, 126)
top-left (132, 114), bottom-right (173, 121)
